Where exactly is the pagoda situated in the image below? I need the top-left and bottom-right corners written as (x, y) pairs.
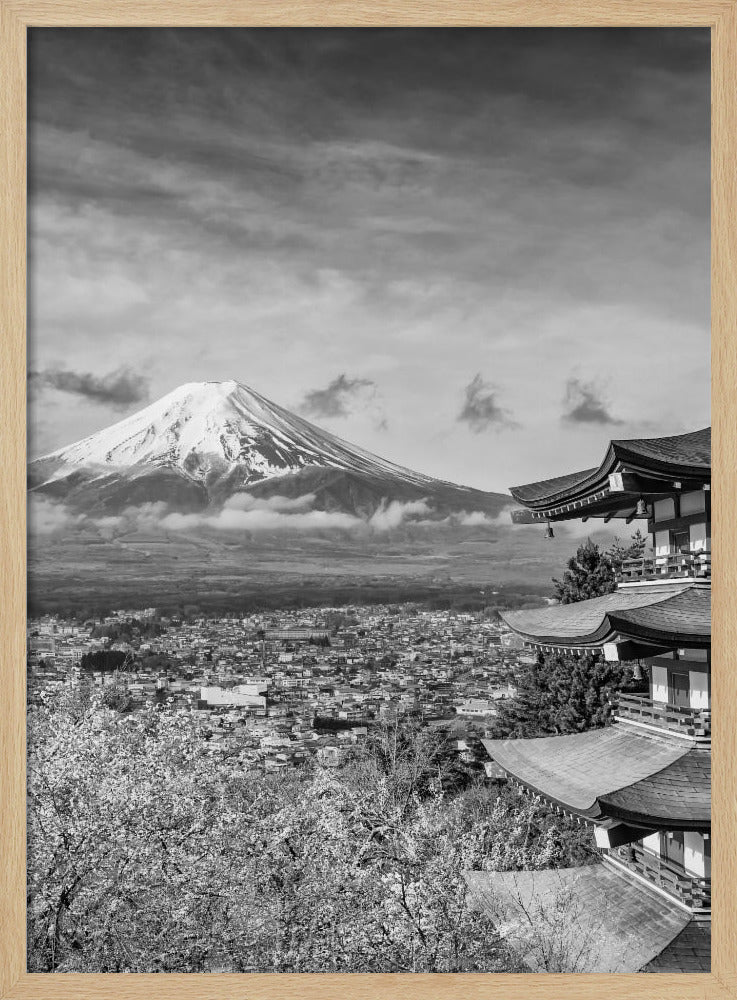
top-left (477, 428), bottom-right (711, 972)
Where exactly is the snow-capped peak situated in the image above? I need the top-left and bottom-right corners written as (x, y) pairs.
top-left (35, 379), bottom-right (438, 490)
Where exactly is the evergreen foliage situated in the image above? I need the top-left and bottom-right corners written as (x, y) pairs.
top-left (552, 532), bottom-right (649, 605)
top-left (497, 530), bottom-right (646, 737)
top-left (492, 651), bottom-right (635, 737)
top-left (80, 649), bottom-right (128, 672)
top-left (552, 539), bottom-right (616, 604)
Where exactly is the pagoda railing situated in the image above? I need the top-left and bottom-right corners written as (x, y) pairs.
top-left (614, 693), bottom-right (710, 741)
top-left (617, 550), bottom-right (710, 583)
top-left (609, 843), bottom-right (710, 911)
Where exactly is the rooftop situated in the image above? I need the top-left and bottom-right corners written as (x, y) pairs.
top-left (482, 726), bottom-right (710, 828)
top-left (465, 863), bottom-right (708, 972)
top-left (509, 427), bottom-right (710, 521)
top-left (500, 584), bottom-right (710, 649)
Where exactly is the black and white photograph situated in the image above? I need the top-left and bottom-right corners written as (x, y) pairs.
top-left (26, 27), bottom-right (710, 974)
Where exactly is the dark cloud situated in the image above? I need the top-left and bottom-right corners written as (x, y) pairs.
top-left (562, 377), bottom-right (623, 425)
top-left (30, 367), bottom-right (149, 408)
top-left (300, 373), bottom-right (376, 419)
top-left (458, 374), bottom-right (517, 433)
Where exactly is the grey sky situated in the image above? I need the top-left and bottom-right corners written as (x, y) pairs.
top-left (28, 28), bottom-right (710, 492)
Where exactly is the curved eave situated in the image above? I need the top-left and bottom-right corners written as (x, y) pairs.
top-left (598, 751), bottom-right (711, 831)
top-left (509, 428), bottom-right (710, 519)
top-left (500, 586), bottom-right (710, 651)
top-left (482, 727), bottom-right (703, 828)
top-left (642, 920), bottom-right (711, 973)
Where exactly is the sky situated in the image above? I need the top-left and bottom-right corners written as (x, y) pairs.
top-left (28, 28), bottom-right (710, 493)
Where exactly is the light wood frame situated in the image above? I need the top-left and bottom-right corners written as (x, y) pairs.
top-left (1, 4), bottom-right (734, 998)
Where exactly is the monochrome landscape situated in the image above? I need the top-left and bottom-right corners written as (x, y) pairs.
top-left (27, 28), bottom-right (710, 974)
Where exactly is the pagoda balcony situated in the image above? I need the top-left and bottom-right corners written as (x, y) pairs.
top-left (614, 693), bottom-right (710, 743)
top-left (617, 551), bottom-right (710, 584)
top-left (608, 843), bottom-right (710, 912)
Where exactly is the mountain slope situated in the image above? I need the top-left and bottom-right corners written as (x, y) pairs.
top-left (29, 380), bottom-right (510, 518)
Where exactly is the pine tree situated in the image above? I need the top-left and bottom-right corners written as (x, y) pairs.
top-left (498, 530), bottom-right (647, 737)
top-left (552, 539), bottom-right (616, 604)
top-left (606, 529), bottom-right (648, 574)
top-left (493, 651), bottom-right (634, 737)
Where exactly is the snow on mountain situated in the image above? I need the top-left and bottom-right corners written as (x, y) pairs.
top-left (36, 380), bottom-right (431, 484)
top-left (30, 380), bottom-right (508, 518)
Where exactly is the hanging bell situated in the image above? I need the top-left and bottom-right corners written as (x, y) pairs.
top-left (635, 497), bottom-right (648, 517)
top-left (633, 660), bottom-right (644, 681)
top-left (545, 520), bottom-right (555, 539)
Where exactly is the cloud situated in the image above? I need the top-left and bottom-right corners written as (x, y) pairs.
top-left (164, 491), bottom-right (360, 531)
top-left (161, 506), bottom-right (360, 533)
top-left (162, 495), bottom-right (437, 534)
top-left (27, 495), bottom-right (84, 533)
top-left (27, 490), bottom-right (450, 537)
top-left (30, 366), bottom-right (149, 408)
top-left (367, 499), bottom-right (432, 531)
top-left (561, 378), bottom-right (623, 425)
top-left (458, 374), bottom-right (517, 433)
top-left (223, 492), bottom-right (317, 513)
top-left (299, 373), bottom-right (378, 419)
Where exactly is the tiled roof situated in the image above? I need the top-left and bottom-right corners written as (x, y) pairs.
top-left (615, 427), bottom-right (711, 471)
top-left (613, 587), bottom-right (711, 641)
top-left (510, 467), bottom-right (598, 503)
top-left (501, 586), bottom-right (684, 640)
top-left (642, 920), bottom-right (711, 973)
top-left (599, 750), bottom-right (711, 829)
top-left (482, 726), bottom-right (695, 819)
top-left (465, 863), bottom-right (699, 972)
top-left (501, 584), bottom-right (709, 647)
top-left (510, 427), bottom-right (710, 508)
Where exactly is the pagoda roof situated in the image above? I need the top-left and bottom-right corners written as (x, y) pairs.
top-left (500, 584), bottom-right (710, 650)
top-left (642, 920), bottom-right (711, 973)
top-left (598, 750), bottom-right (711, 830)
top-left (482, 725), bottom-right (709, 828)
top-left (466, 864), bottom-right (706, 972)
top-left (509, 427), bottom-right (710, 521)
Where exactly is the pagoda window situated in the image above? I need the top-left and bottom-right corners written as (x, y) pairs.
top-left (668, 670), bottom-right (691, 710)
top-left (681, 491), bottom-right (706, 515)
top-left (688, 669), bottom-right (710, 710)
top-left (650, 663), bottom-right (670, 704)
top-left (689, 521), bottom-right (710, 552)
top-left (653, 498), bottom-right (676, 521)
top-left (684, 832), bottom-right (710, 878)
top-left (642, 831), bottom-right (661, 856)
top-left (671, 528), bottom-right (690, 553)
top-left (649, 656), bottom-right (709, 710)
top-left (655, 529), bottom-right (670, 557)
top-left (660, 830), bottom-right (685, 869)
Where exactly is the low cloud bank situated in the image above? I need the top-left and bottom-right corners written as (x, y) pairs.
top-left (28, 496), bottom-right (86, 533)
top-left (28, 492), bottom-right (522, 539)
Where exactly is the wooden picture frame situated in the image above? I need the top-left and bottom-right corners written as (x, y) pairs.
top-left (1, 3), bottom-right (734, 998)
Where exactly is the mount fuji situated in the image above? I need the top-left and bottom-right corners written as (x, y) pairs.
top-left (29, 380), bottom-right (510, 520)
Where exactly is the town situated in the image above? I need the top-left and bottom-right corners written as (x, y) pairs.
top-left (27, 605), bottom-right (527, 772)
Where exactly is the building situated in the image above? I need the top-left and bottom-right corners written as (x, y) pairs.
top-left (264, 628), bottom-right (331, 642)
top-left (199, 686), bottom-right (267, 712)
top-left (476, 428), bottom-right (711, 973)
